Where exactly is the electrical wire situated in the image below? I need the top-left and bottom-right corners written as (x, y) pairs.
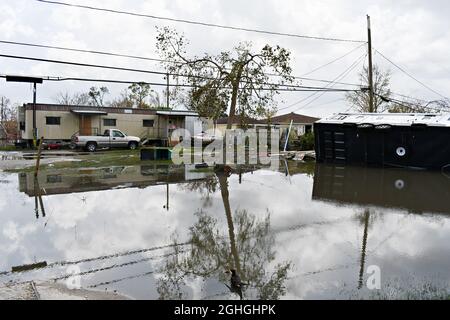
top-left (278, 52), bottom-right (366, 112)
top-left (0, 39), bottom-right (362, 87)
top-left (301, 43), bottom-right (366, 76)
top-left (293, 53), bottom-right (367, 111)
top-left (0, 39), bottom-right (168, 64)
top-left (0, 74), bottom-right (360, 93)
top-left (0, 53), bottom-right (359, 90)
top-left (374, 49), bottom-right (449, 100)
top-left (36, 0), bottom-right (365, 43)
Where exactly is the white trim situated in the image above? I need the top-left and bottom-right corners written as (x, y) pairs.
top-left (317, 113), bottom-right (450, 127)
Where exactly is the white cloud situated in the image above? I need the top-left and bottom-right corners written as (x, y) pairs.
top-left (0, 0), bottom-right (449, 117)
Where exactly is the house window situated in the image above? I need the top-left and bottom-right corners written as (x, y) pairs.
top-left (143, 119), bottom-right (154, 127)
top-left (103, 119), bottom-right (116, 126)
top-left (46, 175), bottom-right (62, 183)
top-left (46, 117), bottom-right (60, 125)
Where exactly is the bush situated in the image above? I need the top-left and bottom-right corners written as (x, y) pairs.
top-left (300, 131), bottom-right (315, 151)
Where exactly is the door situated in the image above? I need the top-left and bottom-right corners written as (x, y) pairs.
top-left (111, 130), bottom-right (127, 147)
top-left (80, 115), bottom-right (92, 135)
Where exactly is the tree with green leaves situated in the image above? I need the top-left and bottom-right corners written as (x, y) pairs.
top-left (128, 82), bottom-right (151, 109)
top-left (88, 86), bottom-right (109, 107)
top-left (346, 65), bottom-right (391, 113)
top-left (156, 27), bottom-right (294, 128)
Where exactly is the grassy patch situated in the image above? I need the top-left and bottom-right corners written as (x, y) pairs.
top-left (5, 149), bottom-right (174, 173)
top-left (0, 145), bottom-right (19, 151)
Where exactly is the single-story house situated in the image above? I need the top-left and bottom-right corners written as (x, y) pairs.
top-left (214, 115), bottom-right (261, 132)
top-left (213, 112), bottom-right (319, 138)
top-left (263, 112), bottom-right (320, 137)
top-left (18, 103), bottom-right (210, 146)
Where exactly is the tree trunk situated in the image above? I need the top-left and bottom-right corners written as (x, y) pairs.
top-left (217, 173), bottom-right (241, 274)
top-left (227, 82), bottom-right (239, 130)
top-left (227, 65), bottom-right (243, 130)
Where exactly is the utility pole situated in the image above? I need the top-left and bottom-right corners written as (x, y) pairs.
top-left (33, 82), bottom-right (37, 146)
top-left (166, 73), bottom-right (170, 109)
top-left (1, 97), bottom-right (4, 125)
top-left (6, 76), bottom-right (43, 148)
top-left (367, 15), bottom-right (374, 113)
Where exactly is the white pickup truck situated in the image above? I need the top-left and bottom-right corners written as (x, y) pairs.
top-left (71, 129), bottom-right (141, 152)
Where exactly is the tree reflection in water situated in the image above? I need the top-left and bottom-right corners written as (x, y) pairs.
top-left (157, 167), bottom-right (292, 300)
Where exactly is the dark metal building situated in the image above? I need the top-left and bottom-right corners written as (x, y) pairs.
top-left (314, 113), bottom-right (450, 170)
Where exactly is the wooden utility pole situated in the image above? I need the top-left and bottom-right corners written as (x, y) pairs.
top-left (34, 136), bottom-right (44, 177)
top-left (166, 73), bottom-right (170, 109)
top-left (367, 15), bottom-right (374, 113)
top-left (1, 97), bottom-right (4, 124)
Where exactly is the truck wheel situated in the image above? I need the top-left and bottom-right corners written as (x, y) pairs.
top-left (128, 141), bottom-right (138, 150)
top-left (86, 142), bottom-right (97, 152)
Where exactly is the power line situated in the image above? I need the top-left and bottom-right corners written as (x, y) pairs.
top-left (375, 49), bottom-right (449, 100)
top-left (278, 52), bottom-right (367, 111)
top-left (0, 53), bottom-right (359, 90)
top-left (376, 93), bottom-right (450, 113)
top-left (36, 0), bottom-right (365, 43)
top-left (293, 53), bottom-right (366, 111)
top-left (0, 39), bottom-right (362, 87)
top-left (0, 74), bottom-right (360, 93)
top-left (0, 39), bottom-right (168, 64)
top-left (0, 242), bottom-right (191, 277)
top-left (301, 43), bottom-right (366, 76)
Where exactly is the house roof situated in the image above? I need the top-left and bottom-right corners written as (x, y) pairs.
top-left (156, 110), bottom-right (199, 117)
top-left (23, 103), bottom-right (197, 116)
top-left (216, 112), bottom-right (320, 125)
top-left (216, 115), bottom-right (261, 125)
top-left (266, 112), bottom-right (320, 124)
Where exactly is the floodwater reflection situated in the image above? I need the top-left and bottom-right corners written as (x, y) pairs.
top-left (313, 164), bottom-right (450, 215)
top-left (157, 168), bottom-right (291, 300)
top-left (0, 162), bottom-right (448, 299)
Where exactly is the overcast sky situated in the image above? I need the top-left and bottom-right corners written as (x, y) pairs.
top-left (1, 0), bottom-right (449, 118)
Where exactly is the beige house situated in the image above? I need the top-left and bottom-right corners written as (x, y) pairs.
top-left (264, 112), bottom-right (320, 137)
top-left (213, 112), bottom-right (319, 137)
top-left (18, 103), bottom-right (209, 145)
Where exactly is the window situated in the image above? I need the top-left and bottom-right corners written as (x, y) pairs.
top-left (112, 130), bottom-right (124, 138)
top-left (305, 125), bottom-right (312, 134)
top-left (46, 117), bottom-right (60, 125)
top-left (19, 122), bottom-right (25, 130)
top-left (103, 119), bottom-right (116, 126)
top-left (46, 175), bottom-right (62, 183)
top-left (143, 119), bottom-right (154, 127)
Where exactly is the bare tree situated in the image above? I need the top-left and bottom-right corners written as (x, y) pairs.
top-left (346, 65), bottom-right (391, 113)
top-left (1, 96), bottom-right (11, 124)
top-left (55, 91), bottom-right (90, 105)
top-left (0, 97), bottom-right (18, 142)
top-left (156, 27), bottom-right (294, 128)
top-left (110, 89), bottom-right (133, 108)
top-left (88, 86), bottom-right (109, 107)
top-left (388, 98), bottom-right (450, 113)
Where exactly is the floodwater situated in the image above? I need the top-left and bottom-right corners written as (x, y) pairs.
top-left (0, 161), bottom-right (449, 299)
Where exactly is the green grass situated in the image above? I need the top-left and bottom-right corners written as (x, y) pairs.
top-left (0, 145), bottom-right (19, 151)
top-left (4, 149), bottom-right (174, 173)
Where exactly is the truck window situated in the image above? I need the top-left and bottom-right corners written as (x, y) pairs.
top-left (113, 130), bottom-right (125, 138)
top-left (104, 130), bottom-right (110, 136)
